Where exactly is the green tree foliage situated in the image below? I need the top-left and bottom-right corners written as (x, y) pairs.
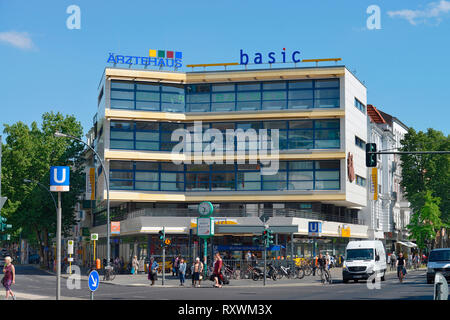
top-left (407, 191), bottom-right (442, 250)
top-left (1, 112), bottom-right (84, 266)
top-left (400, 128), bottom-right (449, 247)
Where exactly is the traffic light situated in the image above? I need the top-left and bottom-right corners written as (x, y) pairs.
top-left (366, 143), bottom-right (377, 167)
top-left (252, 236), bottom-right (261, 246)
top-left (262, 228), bottom-right (274, 248)
top-left (158, 229), bottom-right (165, 247)
top-left (0, 216), bottom-right (12, 232)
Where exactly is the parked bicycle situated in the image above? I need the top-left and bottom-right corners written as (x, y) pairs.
top-left (223, 263), bottom-right (240, 280)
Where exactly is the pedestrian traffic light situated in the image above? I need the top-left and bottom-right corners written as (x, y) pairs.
top-left (158, 229), bottom-right (165, 247)
top-left (366, 143), bottom-right (377, 167)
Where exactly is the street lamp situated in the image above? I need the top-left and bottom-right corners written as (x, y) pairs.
top-left (54, 131), bottom-right (111, 269)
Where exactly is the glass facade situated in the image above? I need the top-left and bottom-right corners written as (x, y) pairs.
top-left (109, 79), bottom-right (340, 112)
top-left (110, 119), bottom-right (340, 151)
top-left (109, 160), bottom-right (341, 192)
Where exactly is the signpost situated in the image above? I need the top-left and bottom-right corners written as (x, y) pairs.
top-left (308, 222), bottom-right (322, 257)
top-left (91, 233), bottom-right (98, 267)
top-left (67, 240), bottom-right (74, 274)
top-left (50, 166), bottom-right (70, 301)
top-left (197, 202), bottom-right (214, 278)
top-left (88, 270), bottom-right (100, 300)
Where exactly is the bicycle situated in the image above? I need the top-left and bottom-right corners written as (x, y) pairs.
top-left (103, 265), bottom-right (116, 281)
top-left (319, 266), bottom-right (332, 284)
top-left (223, 263), bottom-right (240, 280)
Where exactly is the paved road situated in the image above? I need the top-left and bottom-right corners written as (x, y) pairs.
top-left (5, 265), bottom-right (435, 300)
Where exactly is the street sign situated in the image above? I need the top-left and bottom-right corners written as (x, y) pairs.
top-left (259, 213), bottom-right (271, 224)
top-left (88, 270), bottom-right (100, 292)
top-left (111, 221), bottom-right (120, 235)
top-left (308, 222), bottom-right (322, 237)
top-left (0, 196), bottom-right (7, 210)
top-left (50, 166), bottom-right (70, 192)
top-left (197, 217), bottom-right (214, 238)
top-left (91, 233), bottom-right (98, 241)
top-left (164, 238), bottom-right (171, 245)
top-left (371, 167), bottom-right (378, 200)
top-left (67, 240), bottom-right (74, 255)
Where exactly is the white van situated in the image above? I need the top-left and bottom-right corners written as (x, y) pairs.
top-left (342, 240), bottom-right (387, 283)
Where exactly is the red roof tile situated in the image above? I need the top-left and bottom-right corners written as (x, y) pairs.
top-left (367, 104), bottom-right (386, 124)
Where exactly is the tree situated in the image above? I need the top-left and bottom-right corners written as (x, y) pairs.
top-left (1, 112), bottom-right (85, 267)
top-left (407, 191), bottom-right (442, 251)
top-left (400, 128), bottom-right (450, 248)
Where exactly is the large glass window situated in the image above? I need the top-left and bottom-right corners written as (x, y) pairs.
top-left (109, 79), bottom-right (339, 112)
top-left (109, 160), bottom-right (340, 192)
top-left (110, 119), bottom-right (340, 152)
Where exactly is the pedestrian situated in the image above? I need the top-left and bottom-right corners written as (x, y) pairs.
top-left (251, 253), bottom-right (257, 267)
top-left (174, 255), bottom-right (180, 276)
top-left (148, 257), bottom-right (158, 286)
top-left (390, 252), bottom-right (397, 271)
top-left (193, 257), bottom-right (204, 288)
top-left (178, 258), bottom-right (186, 286)
top-left (325, 252), bottom-right (331, 270)
top-left (213, 252), bottom-right (223, 288)
top-left (132, 255), bottom-right (139, 275)
top-left (2, 256), bottom-right (16, 300)
top-left (171, 256), bottom-right (176, 276)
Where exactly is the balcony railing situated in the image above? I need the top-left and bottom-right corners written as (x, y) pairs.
top-left (101, 207), bottom-right (364, 225)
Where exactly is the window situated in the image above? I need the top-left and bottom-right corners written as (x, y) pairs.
top-left (109, 160), bottom-right (340, 192)
top-left (109, 119), bottom-right (340, 152)
top-left (355, 136), bottom-right (366, 149)
top-left (354, 98), bottom-right (366, 113)
top-left (356, 175), bottom-right (366, 187)
top-left (109, 79), bottom-right (340, 112)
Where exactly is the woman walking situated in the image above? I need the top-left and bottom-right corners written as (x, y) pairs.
top-left (2, 256), bottom-right (16, 300)
top-left (131, 255), bottom-right (139, 275)
top-left (213, 252), bottom-right (223, 288)
top-left (178, 258), bottom-right (186, 286)
top-left (148, 257), bottom-right (159, 286)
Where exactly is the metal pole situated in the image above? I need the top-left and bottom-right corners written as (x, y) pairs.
top-left (57, 192), bottom-right (62, 300)
top-left (162, 226), bottom-right (165, 286)
top-left (263, 246), bottom-right (267, 286)
top-left (203, 238), bottom-right (207, 278)
top-left (90, 291), bottom-right (94, 300)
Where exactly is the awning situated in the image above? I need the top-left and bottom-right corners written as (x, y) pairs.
top-left (397, 241), bottom-right (417, 248)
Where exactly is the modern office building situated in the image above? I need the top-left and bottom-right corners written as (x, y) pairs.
top-left (360, 104), bottom-right (413, 253)
top-left (84, 64), bottom-right (371, 263)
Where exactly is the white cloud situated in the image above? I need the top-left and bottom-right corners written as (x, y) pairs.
top-left (388, 0), bottom-right (450, 25)
top-left (0, 31), bottom-right (35, 50)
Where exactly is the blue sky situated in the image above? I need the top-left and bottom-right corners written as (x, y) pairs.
top-left (0, 0), bottom-right (449, 140)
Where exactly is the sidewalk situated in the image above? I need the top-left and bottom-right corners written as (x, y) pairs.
top-left (34, 265), bottom-right (427, 288)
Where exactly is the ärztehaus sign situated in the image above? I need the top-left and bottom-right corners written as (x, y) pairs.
top-left (107, 49), bottom-right (182, 69)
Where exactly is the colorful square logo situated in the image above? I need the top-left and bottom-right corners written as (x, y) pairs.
top-left (149, 49), bottom-right (157, 57)
top-left (167, 51), bottom-right (174, 59)
top-left (158, 50), bottom-right (165, 58)
top-left (175, 51), bottom-right (182, 59)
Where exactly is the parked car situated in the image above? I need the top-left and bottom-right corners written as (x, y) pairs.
top-left (426, 248), bottom-right (450, 284)
top-left (342, 240), bottom-right (387, 283)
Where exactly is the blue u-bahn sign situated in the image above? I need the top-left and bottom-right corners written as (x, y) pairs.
top-left (308, 222), bottom-right (322, 237)
top-left (50, 166), bottom-right (70, 192)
